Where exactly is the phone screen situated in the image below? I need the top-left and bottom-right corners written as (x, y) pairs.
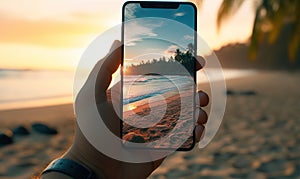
top-left (122, 1), bottom-right (197, 150)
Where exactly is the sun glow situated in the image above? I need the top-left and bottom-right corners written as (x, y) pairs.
top-left (0, 0), bottom-right (254, 70)
top-left (128, 104), bottom-right (137, 110)
top-left (0, 0), bottom-right (122, 70)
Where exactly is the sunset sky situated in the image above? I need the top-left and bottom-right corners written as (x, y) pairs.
top-left (0, 0), bottom-right (254, 70)
top-left (124, 2), bottom-right (195, 66)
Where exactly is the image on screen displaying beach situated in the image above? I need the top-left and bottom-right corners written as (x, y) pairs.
top-left (122, 3), bottom-right (196, 148)
top-left (122, 74), bottom-right (195, 149)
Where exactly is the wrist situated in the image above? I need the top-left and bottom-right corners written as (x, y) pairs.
top-left (41, 156), bottom-right (103, 179)
top-left (62, 149), bottom-right (107, 179)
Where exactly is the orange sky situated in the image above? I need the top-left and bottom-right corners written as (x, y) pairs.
top-left (0, 0), bottom-right (254, 70)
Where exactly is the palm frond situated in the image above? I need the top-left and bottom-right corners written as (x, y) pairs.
top-left (217, 0), bottom-right (300, 61)
top-left (249, 6), bottom-right (264, 60)
top-left (288, 0), bottom-right (300, 61)
top-left (267, 0), bottom-right (285, 43)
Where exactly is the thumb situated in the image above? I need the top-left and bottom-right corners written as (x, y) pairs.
top-left (95, 40), bottom-right (122, 102)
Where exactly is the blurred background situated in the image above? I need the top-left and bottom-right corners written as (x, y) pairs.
top-left (0, 0), bottom-right (299, 178)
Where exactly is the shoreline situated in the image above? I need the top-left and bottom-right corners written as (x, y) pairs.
top-left (0, 103), bottom-right (75, 128)
top-left (0, 96), bottom-right (73, 111)
top-left (0, 69), bottom-right (256, 111)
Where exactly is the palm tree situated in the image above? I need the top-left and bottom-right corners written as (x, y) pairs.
top-left (192, 0), bottom-right (300, 61)
top-left (216, 0), bottom-right (300, 61)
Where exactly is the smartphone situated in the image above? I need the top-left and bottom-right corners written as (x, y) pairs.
top-left (121, 1), bottom-right (197, 151)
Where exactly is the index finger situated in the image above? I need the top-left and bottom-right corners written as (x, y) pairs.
top-left (196, 56), bottom-right (205, 71)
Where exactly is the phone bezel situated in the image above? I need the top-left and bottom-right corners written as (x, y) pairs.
top-left (121, 1), bottom-right (197, 151)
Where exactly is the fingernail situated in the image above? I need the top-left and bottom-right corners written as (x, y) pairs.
top-left (196, 125), bottom-right (205, 142)
top-left (200, 127), bottom-right (205, 141)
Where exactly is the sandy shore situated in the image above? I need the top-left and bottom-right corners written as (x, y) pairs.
top-left (1, 70), bottom-right (300, 178)
top-left (123, 88), bottom-right (194, 149)
top-left (150, 70), bottom-right (300, 178)
top-left (0, 104), bottom-right (75, 179)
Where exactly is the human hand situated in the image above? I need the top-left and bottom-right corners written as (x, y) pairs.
top-left (42, 40), bottom-right (209, 179)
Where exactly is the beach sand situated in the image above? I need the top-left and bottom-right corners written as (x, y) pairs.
top-left (150, 70), bottom-right (300, 178)
top-left (123, 88), bottom-right (194, 149)
top-left (0, 104), bottom-right (75, 179)
top-left (1, 70), bottom-right (300, 178)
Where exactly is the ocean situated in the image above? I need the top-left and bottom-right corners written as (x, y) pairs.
top-left (123, 75), bottom-right (194, 104)
top-left (0, 69), bottom-right (74, 110)
top-left (0, 69), bottom-right (255, 110)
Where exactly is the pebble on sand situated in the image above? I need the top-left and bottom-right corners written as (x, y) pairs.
top-left (0, 129), bottom-right (14, 147)
top-left (31, 123), bottom-right (58, 135)
top-left (13, 126), bottom-right (30, 135)
top-left (226, 89), bottom-right (257, 96)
